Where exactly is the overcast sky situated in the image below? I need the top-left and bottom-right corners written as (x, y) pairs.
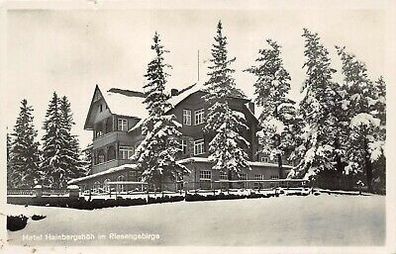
top-left (5, 7), bottom-right (387, 148)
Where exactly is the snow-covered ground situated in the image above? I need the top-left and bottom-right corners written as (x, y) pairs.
top-left (5, 195), bottom-right (384, 246)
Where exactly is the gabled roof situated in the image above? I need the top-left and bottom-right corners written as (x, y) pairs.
top-left (103, 88), bottom-right (148, 119)
top-left (84, 85), bottom-right (148, 130)
top-left (168, 82), bottom-right (204, 108)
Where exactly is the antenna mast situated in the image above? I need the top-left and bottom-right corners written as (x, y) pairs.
top-left (197, 50), bottom-right (200, 82)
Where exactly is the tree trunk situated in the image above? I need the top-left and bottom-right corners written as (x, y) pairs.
top-left (334, 138), bottom-right (345, 173)
top-left (365, 152), bottom-right (373, 193)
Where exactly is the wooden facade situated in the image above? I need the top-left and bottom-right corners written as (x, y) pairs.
top-left (69, 84), bottom-right (292, 190)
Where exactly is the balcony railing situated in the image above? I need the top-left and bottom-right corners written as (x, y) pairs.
top-left (92, 131), bottom-right (133, 149)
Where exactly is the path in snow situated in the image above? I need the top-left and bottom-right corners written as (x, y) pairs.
top-left (6, 195), bottom-right (385, 246)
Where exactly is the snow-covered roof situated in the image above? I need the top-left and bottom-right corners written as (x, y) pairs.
top-left (67, 164), bottom-right (138, 184)
top-left (128, 83), bottom-right (203, 133)
top-left (103, 89), bottom-right (148, 119)
top-left (168, 82), bottom-right (205, 108)
top-left (177, 157), bottom-right (293, 169)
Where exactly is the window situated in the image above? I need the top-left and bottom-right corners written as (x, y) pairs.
top-left (94, 92), bottom-right (102, 102)
top-left (183, 109), bottom-right (192, 126)
top-left (180, 139), bottom-right (188, 155)
top-left (99, 104), bottom-right (103, 112)
top-left (95, 130), bottom-right (103, 138)
top-left (239, 173), bottom-right (247, 180)
top-left (260, 156), bottom-right (269, 163)
top-left (118, 118), bottom-right (128, 131)
top-left (103, 179), bottom-right (111, 192)
top-left (194, 108), bottom-right (204, 125)
top-left (120, 146), bottom-right (134, 159)
top-left (194, 139), bottom-right (205, 155)
top-left (271, 175), bottom-right (279, 180)
top-left (98, 151), bottom-right (105, 164)
top-left (219, 172), bottom-right (228, 180)
top-left (200, 170), bottom-right (211, 180)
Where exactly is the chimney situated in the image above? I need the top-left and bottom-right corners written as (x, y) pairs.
top-left (171, 88), bottom-right (179, 96)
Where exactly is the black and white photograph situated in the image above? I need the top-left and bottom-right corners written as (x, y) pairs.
top-left (1, 1), bottom-right (395, 253)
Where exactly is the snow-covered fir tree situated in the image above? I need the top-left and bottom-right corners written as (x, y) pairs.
top-left (336, 46), bottom-right (386, 192)
top-left (203, 20), bottom-right (250, 180)
top-left (8, 99), bottom-right (41, 188)
top-left (245, 39), bottom-right (297, 178)
top-left (41, 92), bottom-right (70, 188)
top-left (292, 29), bottom-right (344, 182)
top-left (132, 32), bottom-right (189, 189)
top-left (59, 96), bottom-right (84, 179)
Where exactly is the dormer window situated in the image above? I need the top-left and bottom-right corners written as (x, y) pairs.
top-left (118, 118), bottom-right (128, 131)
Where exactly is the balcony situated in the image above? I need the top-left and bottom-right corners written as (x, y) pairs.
top-left (93, 131), bottom-right (131, 149)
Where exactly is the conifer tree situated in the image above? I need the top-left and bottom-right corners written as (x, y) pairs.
top-left (203, 20), bottom-right (250, 180)
top-left (41, 92), bottom-right (67, 188)
top-left (293, 29), bottom-right (343, 181)
top-left (336, 46), bottom-right (385, 192)
top-left (7, 132), bottom-right (12, 188)
top-left (132, 32), bottom-right (189, 189)
top-left (245, 39), bottom-right (296, 178)
top-left (372, 77), bottom-right (386, 192)
top-left (59, 96), bottom-right (84, 179)
top-left (9, 99), bottom-right (41, 188)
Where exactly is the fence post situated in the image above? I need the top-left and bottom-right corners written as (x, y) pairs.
top-left (33, 185), bottom-right (43, 198)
